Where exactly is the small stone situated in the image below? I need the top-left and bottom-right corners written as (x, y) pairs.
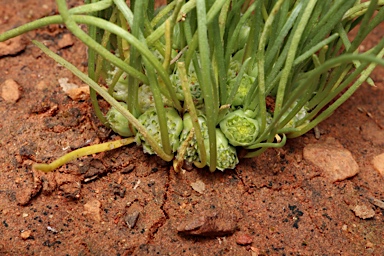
top-left (177, 210), bottom-right (238, 237)
top-left (351, 204), bottom-right (375, 219)
top-left (303, 137), bottom-right (359, 182)
top-left (83, 199), bottom-right (102, 222)
top-left (121, 164), bottom-right (135, 174)
top-left (236, 233), bottom-right (253, 245)
top-left (368, 197), bottom-right (384, 209)
top-left (124, 211), bottom-right (140, 229)
top-left (0, 36), bottom-right (27, 56)
top-left (57, 33), bottom-right (74, 49)
top-left (1, 79), bottom-right (21, 103)
top-left (191, 180), bottom-right (205, 194)
top-left (372, 153), bottom-right (384, 177)
top-left (20, 230), bottom-right (32, 240)
top-left (58, 77), bottom-right (78, 92)
top-left (65, 86), bottom-right (90, 101)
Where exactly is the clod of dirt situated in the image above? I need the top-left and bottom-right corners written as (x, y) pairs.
top-left (303, 137), bottom-right (359, 182)
top-left (15, 171), bottom-right (42, 205)
top-left (351, 204), bottom-right (375, 219)
top-left (1, 79), bottom-right (21, 103)
top-left (40, 172), bottom-right (57, 195)
top-left (55, 173), bottom-right (81, 199)
top-left (111, 182), bottom-right (126, 198)
top-left (83, 199), bottom-right (102, 222)
top-left (177, 210), bottom-right (238, 237)
top-left (236, 233), bottom-right (253, 245)
top-left (372, 153), bottom-right (384, 177)
top-left (0, 36), bottom-right (27, 56)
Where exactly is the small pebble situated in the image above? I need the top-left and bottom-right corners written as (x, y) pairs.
top-left (191, 180), bottom-right (205, 194)
top-left (0, 36), bottom-right (27, 56)
top-left (20, 230), bottom-right (32, 240)
top-left (303, 137), bottom-right (359, 182)
top-left (124, 211), bottom-right (140, 229)
top-left (57, 33), bottom-right (74, 49)
top-left (372, 153), bottom-right (384, 177)
top-left (351, 204), bottom-right (375, 219)
top-left (83, 199), bottom-right (102, 222)
top-left (236, 233), bottom-right (253, 245)
top-left (1, 79), bottom-right (21, 103)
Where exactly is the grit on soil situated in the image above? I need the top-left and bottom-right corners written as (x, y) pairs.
top-left (0, 1), bottom-right (384, 255)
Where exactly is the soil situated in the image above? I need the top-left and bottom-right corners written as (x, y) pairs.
top-left (1, 1), bottom-right (384, 255)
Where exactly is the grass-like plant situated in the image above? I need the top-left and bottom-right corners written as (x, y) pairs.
top-left (1, 0), bottom-right (384, 172)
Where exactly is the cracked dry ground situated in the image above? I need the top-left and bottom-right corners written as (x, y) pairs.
top-left (1, 0), bottom-right (384, 255)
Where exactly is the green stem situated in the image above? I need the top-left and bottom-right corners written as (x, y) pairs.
top-left (177, 62), bottom-right (207, 168)
top-left (33, 138), bottom-right (134, 172)
top-left (196, 0), bottom-right (217, 171)
top-left (274, 0), bottom-right (317, 115)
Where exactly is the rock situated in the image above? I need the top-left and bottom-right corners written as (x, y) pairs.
top-left (368, 197), bottom-right (384, 209)
top-left (351, 204), bottom-right (375, 219)
top-left (190, 180), bottom-right (205, 194)
top-left (57, 33), bottom-right (74, 49)
top-left (65, 86), bottom-right (90, 101)
top-left (372, 153), bottom-right (384, 177)
top-left (177, 210), bottom-right (238, 237)
top-left (58, 77), bottom-right (89, 101)
top-left (1, 79), bottom-right (21, 103)
top-left (83, 199), bottom-right (102, 222)
top-left (124, 211), bottom-right (140, 229)
top-left (0, 36), bottom-right (27, 56)
top-left (236, 233), bottom-right (253, 245)
top-left (303, 137), bottom-right (359, 182)
top-left (20, 230), bottom-right (32, 240)
top-left (58, 77), bottom-right (78, 92)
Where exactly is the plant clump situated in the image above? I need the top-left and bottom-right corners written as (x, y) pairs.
top-left (1, 0), bottom-right (383, 173)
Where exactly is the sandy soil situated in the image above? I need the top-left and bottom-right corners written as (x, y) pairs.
top-left (0, 1), bottom-right (384, 255)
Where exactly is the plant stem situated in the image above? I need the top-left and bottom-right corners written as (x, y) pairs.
top-left (33, 138), bottom-right (134, 172)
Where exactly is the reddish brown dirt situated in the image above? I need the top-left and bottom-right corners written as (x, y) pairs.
top-left (1, 1), bottom-right (384, 255)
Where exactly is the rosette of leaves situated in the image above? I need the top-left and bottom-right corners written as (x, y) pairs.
top-left (219, 109), bottom-right (259, 147)
top-left (227, 74), bottom-right (255, 107)
top-left (170, 65), bottom-right (203, 105)
top-left (106, 102), bottom-right (133, 137)
top-left (204, 129), bottom-right (238, 171)
top-left (178, 112), bottom-right (208, 163)
top-left (136, 107), bottom-right (183, 155)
